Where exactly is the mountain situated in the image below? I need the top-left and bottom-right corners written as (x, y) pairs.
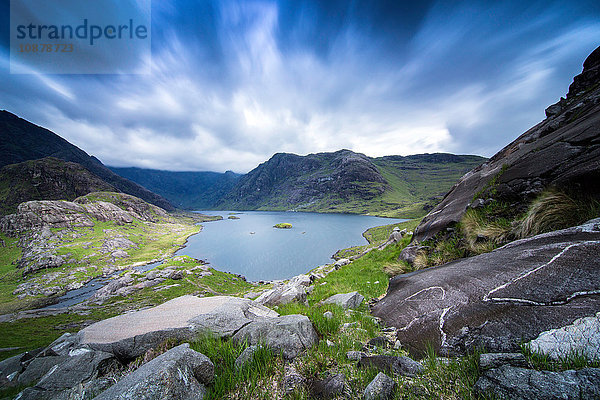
top-left (0, 157), bottom-right (115, 215)
top-left (108, 167), bottom-right (242, 210)
top-left (217, 149), bottom-right (486, 217)
top-left (413, 45), bottom-right (600, 241)
top-left (0, 111), bottom-right (174, 211)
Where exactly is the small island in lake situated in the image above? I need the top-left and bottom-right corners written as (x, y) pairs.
top-left (273, 223), bottom-right (292, 229)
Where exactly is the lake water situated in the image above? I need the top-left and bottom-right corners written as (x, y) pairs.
top-left (180, 211), bottom-right (405, 281)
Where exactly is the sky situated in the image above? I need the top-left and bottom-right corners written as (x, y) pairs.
top-left (1, 0), bottom-right (599, 173)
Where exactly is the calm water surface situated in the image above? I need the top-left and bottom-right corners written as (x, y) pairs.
top-left (180, 211), bottom-right (405, 281)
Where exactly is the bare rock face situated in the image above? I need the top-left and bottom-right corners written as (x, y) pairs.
top-left (413, 46), bottom-right (600, 242)
top-left (372, 219), bottom-right (600, 356)
top-left (475, 365), bottom-right (600, 400)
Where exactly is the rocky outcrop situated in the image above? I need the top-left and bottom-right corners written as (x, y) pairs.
top-left (413, 46), bottom-right (600, 242)
top-left (0, 193), bottom-right (171, 275)
top-left (372, 219), bottom-right (600, 356)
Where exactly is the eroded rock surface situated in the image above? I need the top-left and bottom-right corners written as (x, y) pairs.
top-left (475, 365), bottom-right (600, 400)
top-left (372, 219), bottom-right (600, 356)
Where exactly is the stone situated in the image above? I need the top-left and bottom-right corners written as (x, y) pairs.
top-left (372, 219), bottom-right (600, 356)
top-left (366, 336), bottom-right (391, 350)
top-left (479, 353), bottom-right (528, 370)
top-left (364, 372), bottom-right (396, 400)
top-left (79, 296), bottom-right (279, 360)
top-left (283, 364), bottom-right (305, 394)
top-left (527, 312), bottom-right (600, 361)
top-left (232, 314), bottom-right (318, 359)
top-left (234, 345), bottom-right (259, 370)
top-left (358, 355), bottom-right (424, 377)
top-left (397, 245), bottom-right (422, 265)
top-left (323, 311), bottom-right (334, 319)
top-left (475, 365), bottom-right (600, 400)
top-left (17, 355), bottom-right (68, 385)
top-left (346, 351), bottom-right (366, 361)
top-left (254, 274), bottom-right (312, 307)
top-left (310, 373), bottom-right (346, 399)
top-left (35, 350), bottom-right (118, 391)
top-left (94, 344), bottom-right (213, 400)
top-left (334, 259), bottom-right (351, 268)
top-left (323, 291), bottom-right (364, 309)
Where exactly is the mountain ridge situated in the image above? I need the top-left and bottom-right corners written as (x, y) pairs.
top-left (0, 111), bottom-right (174, 211)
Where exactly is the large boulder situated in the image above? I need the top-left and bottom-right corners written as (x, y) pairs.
top-left (94, 343), bottom-right (213, 400)
top-left (372, 219), bottom-right (600, 356)
top-left (232, 314), bottom-right (319, 359)
top-left (475, 365), bottom-right (600, 400)
top-left (79, 295), bottom-right (278, 360)
top-left (413, 46), bottom-right (600, 242)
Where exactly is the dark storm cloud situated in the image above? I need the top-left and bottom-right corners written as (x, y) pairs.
top-left (0, 0), bottom-right (599, 172)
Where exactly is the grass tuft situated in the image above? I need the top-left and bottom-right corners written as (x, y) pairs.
top-left (515, 188), bottom-right (600, 238)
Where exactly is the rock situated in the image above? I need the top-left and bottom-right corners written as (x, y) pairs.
top-left (17, 355), bottom-right (68, 385)
top-left (397, 245), bottom-right (422, 265)
top-left (527, 312), bottom-right (600, 361)
top-left (146, 270), bottom-right (158, 280)
top-left (372, 219), bottom-right (600, 356)
top-left (34, 350), bottom-right (118, 392)
top-left (0, 353), bottom-right (24, 384)
top-left (326, 340), bottom-right (334, 347)
top-left (346, 351), bottom-right (366, 361)
top-left (232, 314), bottom-right (318, 359)
top-left (310, 373), bottom-right (347, 399)
top-left (342, 322), bottom-right (358, 329)
top-left (283, 364), bottom-right (305, 394)
top-left (79, 296), bottom-right (278, 360)
top-left (366, 336), bottom-right (391, 350)
top-left (479, 353), bottom-right (528, 370)
top-left (94, 344), bottom-right (213, 400)
top-left (323, 311), bottom-right (334, 319)
top-left (358, 355), bottom-right (424, 377)
top-left (474, 365), bottom-right (600, 400)
top-left (234, 345), bottom-right (259, 370)
top-left (413, 46), bottom-right (600, 242)
top-left (334, 258), bottom-right (351, 268)
top-left (254, 274), bottom-right (313, 307)
top-left (323, 291), bottom-right (364, 309)
top-left (364, 372), bottom-right (396, 400)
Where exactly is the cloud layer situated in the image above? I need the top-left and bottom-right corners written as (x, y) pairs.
top-left (1, 0), bottom-right (599, 172)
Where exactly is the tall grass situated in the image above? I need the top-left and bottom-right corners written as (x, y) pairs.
top-left (515, 188), bottom-right (600, 238)
top-left (190, 333), bottom-right (276, 400)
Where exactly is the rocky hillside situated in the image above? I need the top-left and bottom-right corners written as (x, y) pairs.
top-left (0, 157), bottom-right (116, 216)
top-left (109, 167), bottom-right (242, 209)
top-left (413, 45), bottom-right (600, 241)
top-left (217, 150), bottom-right (485, 217)
top-left (0, 111), bottom-right (174, 211)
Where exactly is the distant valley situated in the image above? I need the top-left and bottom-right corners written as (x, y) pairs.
top-left (111, 150), bottom-right (485, 218)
